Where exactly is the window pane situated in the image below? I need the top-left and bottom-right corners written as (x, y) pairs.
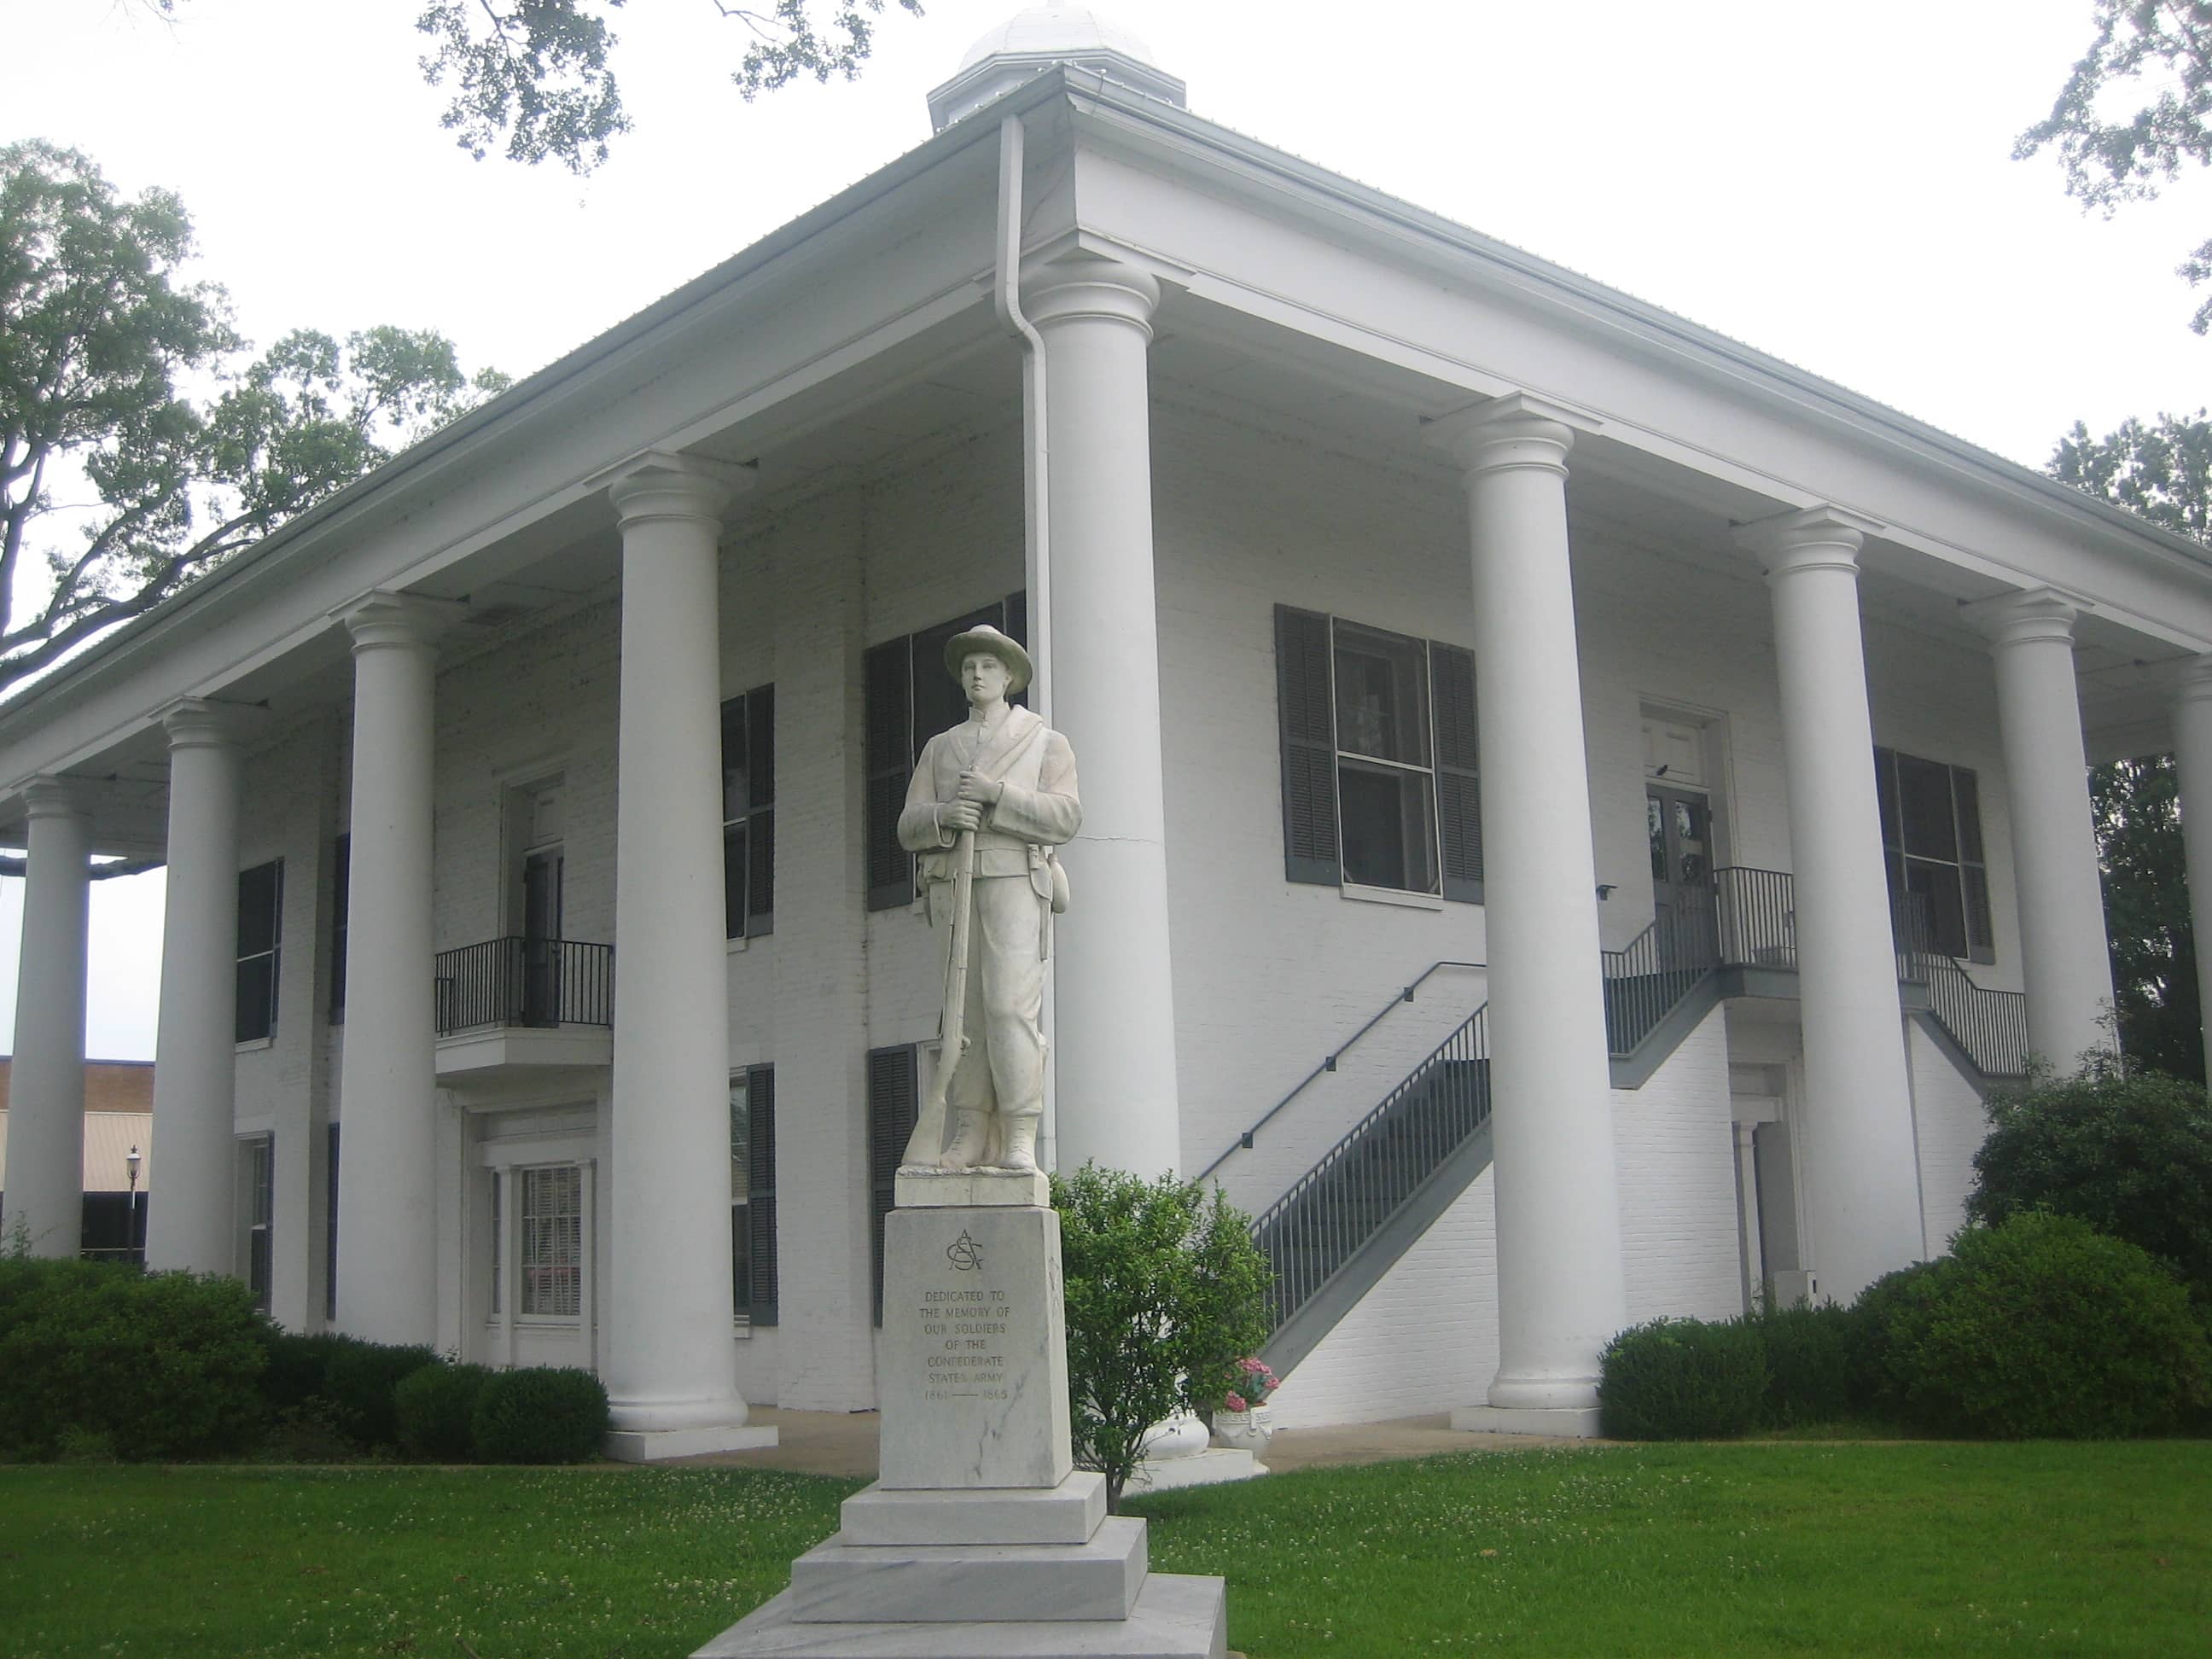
top-left (1905, 859), bottom-right (1967, 959)
top-left (1338, 762), bottom-right (1439, 894)
top-left (723, 824), bottom-right (748, 942)
top-left (237, 862), bottom-right (282, 956)
top-left (236, 956), bottom-right (276, 1043)
top-left (720, 696), bottom-right (750, 824)
top-left (1961, 862), bottom-right (1995, 958)
top-left (1873, 748), bottom-right (1901, 851)
top-left (1896, 754), bottom-right (1957, 861)
top-left (1953, 769), bottom-right (1986, 864)
top-left (1332, 626), bottom-right (1430, 765)
top-left (521, 1165), bottom-right (583, 1318)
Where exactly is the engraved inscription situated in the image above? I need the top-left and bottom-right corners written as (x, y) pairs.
top-left (918, 1284), bottom-right (1012, 1402)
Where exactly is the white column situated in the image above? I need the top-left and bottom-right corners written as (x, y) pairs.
top-left (1736, 507), bottom-right (1923, 1302)
top-left (602, 452), bottom-right (771, 1458)
top-left (1970, 589), bottom-right (2116, 1070)
top-left (332, 592), bottom-right (457, 1345)
top-left (1427, 393), bottom-right (1627, 1433)
top-left (146, 701), bottom-right (253, 1274)
top-left (2173, 657), bottom-right (2212, 1074)
top-left (7, 779), bottom-right (91, 1258)
top-left (1733, 1121), bottom-right (1765, 1313)
top-left (1023, 254), bottom-right (1181, 1179)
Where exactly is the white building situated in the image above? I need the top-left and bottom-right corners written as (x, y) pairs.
top-left (3, 10), bottom-right (2205, 1452)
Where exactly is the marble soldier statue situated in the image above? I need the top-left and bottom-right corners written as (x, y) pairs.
top-left (897, 624), bottom-right (1080, 1173)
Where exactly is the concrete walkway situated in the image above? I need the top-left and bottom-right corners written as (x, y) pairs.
top-left (672, 1409), bottom-right (1592, 1480)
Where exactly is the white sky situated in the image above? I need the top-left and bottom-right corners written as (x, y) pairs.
top-left (3, 0), bottom-right (2209, 1058)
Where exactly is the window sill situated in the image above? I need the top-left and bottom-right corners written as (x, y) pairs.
top-left (725, 936), bottom-right (748, 956)
top-left (1340, 882), bottom-right (1447, 911)
top-left (235, 1036), bottom-right (277, 1054)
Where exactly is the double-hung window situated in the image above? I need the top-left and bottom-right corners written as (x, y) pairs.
top-left (1275, 606), bottom-right (1482, 900)
top-left (1874, 746), bottom-right (1994, 963)
top-left (721, 686), bottom-right (775, 939)
top-left (236, 860), bottom-right (283, 1042)
top-left (519, 1165), bottom-right (584, 1318)
top-left (732, 1065), bottom-right (777, 1324)
top-left (245, 1136), bottom-right (274, 1313)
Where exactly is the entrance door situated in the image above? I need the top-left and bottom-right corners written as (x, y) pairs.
top-left (1647, 783), bottom-right (1718, 970)
top-left (521, 847), bottom-right (563, 1027)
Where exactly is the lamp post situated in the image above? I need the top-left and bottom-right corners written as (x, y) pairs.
top-left (125, 1145), bottom-right (143, 1265)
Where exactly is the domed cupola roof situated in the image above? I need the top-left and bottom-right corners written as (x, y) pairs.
top-left (928, 6), bottom-right (1186, 132)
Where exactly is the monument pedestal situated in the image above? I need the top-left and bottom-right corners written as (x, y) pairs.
top-left (693, 1198), bottom-right (1227, 1659)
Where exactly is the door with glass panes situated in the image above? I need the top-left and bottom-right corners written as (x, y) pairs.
top-left (1647, 783), bottom-right (1718, 969)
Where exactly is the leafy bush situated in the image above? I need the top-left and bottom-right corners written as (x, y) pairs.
top-left (1748, 1297), bottom-right (1854, 1427)
top-left (257, 1330), bottom-right (357, 1418)
top-left (321, 1338), bottom-right (440, 1450)
top-left (396, 1362), bottom-right (493, 1461)
top-left (1598, 1316), bottom-right (1767, 1440)
top-left (1052, 1165), bottom-right (1272, 1511)
top-left (1864, 1213), bottom-right (2211, 1438)
top-left (1846, 1260), bottom-right (1947, 1416)
top-left (1967, 1061), bottom-right (2212, 1304)
top-left (0, 1259), bottom-right (266, 1461)
top-left (471, 1367), bottom-right (609, 1463)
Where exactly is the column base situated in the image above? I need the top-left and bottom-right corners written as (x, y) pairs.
top-left (604, 1423), bottom-right (780, 1463)
top-left (1450, 1404), bottom-right (1604, 1439)
top-left (1126, 1447), bottom-right (1266, 1494)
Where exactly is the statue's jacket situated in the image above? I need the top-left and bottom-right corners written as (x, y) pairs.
top-left (896, 704), bottom-right (1081, 915)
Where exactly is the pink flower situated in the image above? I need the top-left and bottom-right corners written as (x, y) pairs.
top-left (1239, 1357), bottom-right (1266, 1373)
top-left (1223, 1392), bottom-right (1248, 1413)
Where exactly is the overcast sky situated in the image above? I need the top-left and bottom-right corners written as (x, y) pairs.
top-left (4, 0), bottom-right (2209, 1058)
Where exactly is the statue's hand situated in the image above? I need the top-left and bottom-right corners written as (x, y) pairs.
top-left (942, 799), bottom-right (984, 834)
top-left (955, 769), bottom-right (1005, 806)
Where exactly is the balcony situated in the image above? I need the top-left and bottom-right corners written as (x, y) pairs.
top-left (433, 937), bottom-right (614, 1080)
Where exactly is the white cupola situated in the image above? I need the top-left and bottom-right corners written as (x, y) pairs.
top-left (927, 6), bottom-right (1187, 132)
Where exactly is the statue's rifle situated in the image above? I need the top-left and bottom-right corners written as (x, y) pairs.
top-left (901, 825), bottom-right (977, 1167)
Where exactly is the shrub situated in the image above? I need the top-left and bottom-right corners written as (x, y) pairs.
top-left (1866, 1213), bottom-right (2212, 1438)
top-left (257, 1330), bottom-right (357, 1418)
top-left (1051, 1165), bottom-right (1272, 1511)
top-left (396, 1362), bottom-right (493, 1461)
top-left (0, 1259), bottom-right (266, 1461)
top-left (1748, 1297), bottom-right (1854, 1427)
top-left (471, 1367), bottom-right (609, 1463)
top-left (1967, 1061), bottom-right (2212, 1304)
top-left (321, 1338), bottom-right (440, 1450)
top-left (1846, 1259), bottom-right (1947, 1416)
top-left (1598, 1316), bottom-right (1767, 1440)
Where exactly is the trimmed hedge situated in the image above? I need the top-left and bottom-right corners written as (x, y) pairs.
top-left (395, 1362), bottom-right (494, 1461)
top-left (471, 1366), bottom-right (609, 1463)
top-left (0, 1259), bottom-right (266, 1461)
top-left (1598, 1316), bottom-right (1767, 1440)
top-left (254, 1328), bottom-right (439, 1452)
top-left (1863, 1212), bottom-right (2211, 1438)
top-left (1748, 1297), bottom-right (1854, 1428)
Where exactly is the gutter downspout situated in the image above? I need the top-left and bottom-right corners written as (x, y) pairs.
top-left (995, 111), bottom-right (1059, 1170)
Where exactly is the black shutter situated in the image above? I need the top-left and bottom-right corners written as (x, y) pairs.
top-left (746, 1063), bottom-right (778, 1326)
top-left (1431, 642), bottom-right (1484, 902)
top-left (325, 1123), bottom-right (341, 1323)
top-left (866, 1045), bottom-right (920, 1324)
top-left (1004, 589), bottom-right (1029, 709)
top-left (1276, 606), bottom-right (1340, 885)
top-left (329, 835), bottom-right (350, 1022)
top-left (864, 637), bottom-right (915, 911)
top-left (747, 684), bottom-right (775, 937)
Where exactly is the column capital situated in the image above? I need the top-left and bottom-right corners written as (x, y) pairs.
top-left (1019, 253), bottom-right (1161, 336)
top-left (600, 451), bottom-right (753, 531)
top-left (1960, 585), bottom-right (2090, 649)
top-left (154, 696), bottom-right (265, 752)
top-left (1423, 391), bottom-right (1602, 477)
top-left (333, 591), bottom-right (467, 654)
top-left (1733, 504), bottom-right (1883, 579)
top-left (2174, 652), bottom-right (2212, 707)
top-left (18, 776), bottom-right (93, 822)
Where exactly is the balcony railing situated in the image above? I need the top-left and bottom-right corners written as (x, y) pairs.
top-left (434, 937), bottom-right (614, 1035)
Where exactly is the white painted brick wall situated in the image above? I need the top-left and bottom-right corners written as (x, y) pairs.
top-left (1908, 1020), bottom-right (1990, 1256)
top-left (1613, 1004), bottom-right (1743, 1324)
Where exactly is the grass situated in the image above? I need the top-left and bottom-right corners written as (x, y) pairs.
top-left (1, 1442), bottom-right (2206, 1656)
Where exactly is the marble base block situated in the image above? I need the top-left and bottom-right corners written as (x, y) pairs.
top-left (790, 1519), bottom-right (1145, 1624)
top-left (879, 1205), bottom-right (1072, 1491)
top-left (1450, 1403), bottom-right (1604, 1438)
top-left (897, 1169), bottom-right (1051, 1208)
top-left (692, 1572), bottom-right (1228, 1658)
top-left (841, 1474), bottom-right (1108, 1546)
top-left (1126, 1448), bottom-right (1265, 1493)
top-left (603, 1423), bottom-right (780, 1462)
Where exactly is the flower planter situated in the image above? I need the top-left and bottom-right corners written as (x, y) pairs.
top-left (1210, 1404), bottom-right (1275, 1455)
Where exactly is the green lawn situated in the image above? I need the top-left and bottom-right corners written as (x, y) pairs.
top-left (1, 1443), bottom-right (2205, 1657)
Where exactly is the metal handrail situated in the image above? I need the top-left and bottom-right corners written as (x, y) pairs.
top-left (1250, 1004), bottom-right (1490, 1330)
top-left (1890, 896), bottom-right (2029, 1076)
top-left (433, 936), bottom-right (614, 1035)
top-left (1195, 959), bottom-right (1484, 1182)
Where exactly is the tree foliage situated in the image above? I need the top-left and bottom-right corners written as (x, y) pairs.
top-left (1051, 1165), bottom-right (1271, 1512)
top-left (2016, 2), bottom-right (2212, 330)
top-left (0, 142), bottom-right (506, 696)
top-left (416, 0), bottom-right (926, 174)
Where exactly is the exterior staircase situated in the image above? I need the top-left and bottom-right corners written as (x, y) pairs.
top-left (1225, 868), bottom-right (2029, 1378)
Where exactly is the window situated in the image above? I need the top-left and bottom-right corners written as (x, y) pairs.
top-left (721, 686), bottom-right (775, 939)
top-left (866, 1045), bottom-right (920, 1324)
top-left (488, 1167), bottom-right (502, 1318)
top-left (236, 859), bottom-right (284, 1041)
top-left (864, 592), bottom-right (1027, 911)
top-left (1875, 747), bottom-right (1994, 964)
top-left (519, 1165), bottom-right (583, 1318)
top-left (246, 1136), bottom-right (274, 1313)
top-left (329, 835), bottom-right (349, 1022)
top-left (737, 1064), bottom-right (777, 1324)
top-left (1275, 607), bottom-right (1482, 900)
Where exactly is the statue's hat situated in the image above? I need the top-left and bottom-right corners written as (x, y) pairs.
top-left (943, 623), bottom-right (1033, 696)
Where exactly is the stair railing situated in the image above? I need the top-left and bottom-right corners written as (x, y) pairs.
top-left (1196, 959), bottom-right (1484, 1183)
top-left (1891, 896), bottom-right (2029, 1076)
top-left (1249, 1004), bottom-right (1490, 1330)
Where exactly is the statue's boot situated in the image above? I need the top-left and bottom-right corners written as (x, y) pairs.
top-left (998, 1112), bottom-right (1043, 1173)
top-left (940, 1109), bottom-right (992, 1171)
